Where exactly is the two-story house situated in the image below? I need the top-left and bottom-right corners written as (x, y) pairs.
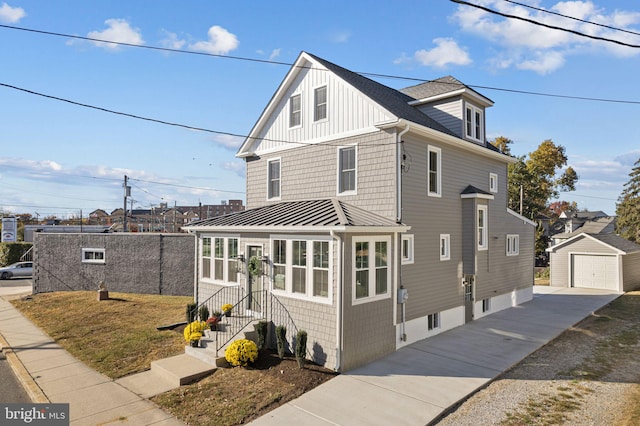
top-left (186, 52), bottom-right (535, 371)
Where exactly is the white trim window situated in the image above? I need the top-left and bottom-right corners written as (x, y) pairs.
top-left (289, 93), bottom-right (301, 128)
top-left (353, 236), bottom-right (391, 303)
top-left (267, 158), bottom-right (281, 200)
top-left (201, 236), bottom-right (239, 284)
top-left (270, 237), bottom-right (332, 302)
top-left (440, 234), bottom-right (450, 261)
top-left (506, 234), bottom-right (520, 256)
top-left (482, 298), bottom-right (491, 313)
top-left (338, 145), bottom-right (357, 195)
top-left (314, 85), bottom-right (327, 122)
top-left (427, 145), bottom-right (441, 197)
top-left (489, 173), bottom-right (498, 193)
top-left (465, 104), bottom-right (483, 142)
top-left (428, 312), bottom-right (440, 330)
top-left (82, 248), bottom-right (105, 264)
top-left (478, 205), bottom-right (488, 251)
top-left (401, 234), bottom-right (414, 265)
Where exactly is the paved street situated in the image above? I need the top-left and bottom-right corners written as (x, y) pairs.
top-left (0, 278), bottom-right (33, 299)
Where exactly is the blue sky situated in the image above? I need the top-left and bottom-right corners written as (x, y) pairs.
top-left (1, 0), bottom-right (639, 218)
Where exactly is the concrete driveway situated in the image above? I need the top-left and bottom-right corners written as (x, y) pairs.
top-left (0, 278), bottom-right (33, 299)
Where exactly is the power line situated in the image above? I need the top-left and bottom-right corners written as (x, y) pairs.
top-left (129, 178), bottom-right (245, 194)
top-left (502, 0), bottom-right (640, 37)
top-left (452, 0), bottom-right (640, 49)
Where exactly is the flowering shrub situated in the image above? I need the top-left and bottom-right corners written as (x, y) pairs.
top-left (183, 320), bottom-right (207, 342)
top-left (225, 339), bottom-right (258, 367)
top-left (221, 303), bottom-right (233, 313)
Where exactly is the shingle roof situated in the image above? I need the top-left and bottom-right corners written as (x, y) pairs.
top-left (185, 199), bottom-right (404, 229)
top-left (588, 233), bottom-right (640, 253)
top-left (306, 53), bottom-right (458, 138)
top-left (461, 185), bottom-right (493, 196)
top-left (399, 76), bottom-right (467, 100)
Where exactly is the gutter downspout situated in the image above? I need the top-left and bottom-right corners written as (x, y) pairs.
top-left (331, 230), bottom-right (343, 372)
top-left (396, 124), bottom-right (410, 342)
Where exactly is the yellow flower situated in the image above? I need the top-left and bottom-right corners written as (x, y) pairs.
top-left (225, 339), bottom-right (258, 366)
top-left (183, 321), bottom-right (207, 342)
top-left (221, 303), bottom-right (233, 313)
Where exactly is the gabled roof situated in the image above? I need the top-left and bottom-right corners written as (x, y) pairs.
top-left (400, 76), bottom-right (493, 107)
top-left (547, 232), bottom-right (640, 254)
top-left (185, 199), bottom-right (409, 233)
top-left (553, 216), bottom-right (616, 239)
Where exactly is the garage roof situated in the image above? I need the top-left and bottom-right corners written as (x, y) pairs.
top-left (547, 232), bottom-right (640, 254)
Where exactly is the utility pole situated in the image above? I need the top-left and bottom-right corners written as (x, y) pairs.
top-left (520, 185), bottom-right (523, 216)
top-left (123, 175), bottom-right (130, 232)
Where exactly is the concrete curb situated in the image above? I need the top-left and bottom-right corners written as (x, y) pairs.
top-left (0, 332), bottom-right (49, 403)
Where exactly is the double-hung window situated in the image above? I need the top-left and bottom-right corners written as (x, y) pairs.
top-left (314, 86), bottom-right (327, 121)
top-left (427, 146), bottom-right (441, 197)
top-left (201, 236), bottom-right (239, 283)
top-left (292, 241), bottom-right (307, 294)
top-left (353, 237), bottom-right (391, 303)
top-left (338, 146), bottom-right (356, 194)
top-left (465, 104), bottom-right (483, 142)
top-left (289, 94), bottom-right (301, 127)
top-left (273, 240), bottom-right (287, 290)
top-left (267, 158), bottom-right (281, 200)
top-left (313, 241), bottom-right (329, 297)
top-left (506, 234), bottom-right (519, 256)
top-left (478, 206), bottom-right (488, 250)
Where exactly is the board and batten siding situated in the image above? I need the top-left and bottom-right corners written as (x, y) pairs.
top-left (252, 58), bottom-right (395, 155)
top-left (246, 131), bottom-right (397, 219)
top-left (399, 132), bottom-right (525, 319)
top-left (414, 97), bottom-right (463, 138)
top-left (623, 252), bottom-right (640, 291)
top-left (549, 235), bottom-right (618, 287)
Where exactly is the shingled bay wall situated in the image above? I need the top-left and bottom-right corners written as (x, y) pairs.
top-left (33, 233), bottom-right (195, 296)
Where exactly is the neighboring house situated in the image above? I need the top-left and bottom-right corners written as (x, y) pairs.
top-left (550, 211), bottom-right (616, 245)
top-left (185, 52), bottom-right (535, 371)
top-left (547, 232), bottom-right (640, 292)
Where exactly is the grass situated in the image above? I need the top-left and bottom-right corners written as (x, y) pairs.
top-left (11, 291), bottom-right (190, 379)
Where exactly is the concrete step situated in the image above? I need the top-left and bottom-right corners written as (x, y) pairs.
top-left (150, 353), bottom-right (216, 386)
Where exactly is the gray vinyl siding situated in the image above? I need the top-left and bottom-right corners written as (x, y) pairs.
top-left (246, 130), bottom-right (397, 219)
top-left (414, 97), bottom-right (463, 138)
top-left (399, 133), bottom-right (532, 320)
top-left (341, 233), bottom-right (397, 371)
top-left (549, 236), bottom-right (618, 288)
top-left (623, 252), bottom-right (640, 291)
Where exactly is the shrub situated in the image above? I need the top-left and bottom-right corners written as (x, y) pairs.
top-left (186, 303), bottom-right (197, 323)
top-left (0, 242), bottom-right (32, 266)
top-left (225, 339), bottom-right (258, 367)
top-left (198, 305), bottom-right (210, 322)
top-left (295, 330), bottom-right (307, 368)
top-left (183, 321), bottom-right (206, 343)
top-left (256, 320), bottom-right (268, 350)
top-left (276, 325), bottom-right (287, 359)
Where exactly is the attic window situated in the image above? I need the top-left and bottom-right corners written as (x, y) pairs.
top-left (289, 94), bottom-right (301, 127)
top-left (465, 104), bottom-right (483, 142)
top-left (314, 86), bottom-right (327, 121)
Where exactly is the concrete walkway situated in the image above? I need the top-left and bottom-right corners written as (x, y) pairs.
top-left (250, 286), bottom-right (620, 425)
top-left (0, 295), bottom-right (185, 425)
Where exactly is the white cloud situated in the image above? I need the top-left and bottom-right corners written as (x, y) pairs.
top-left (159, 30), bottom-right (186, 50)
top-left (328, 30), bottom-right (352, 44)
top-left (0, 2), bottom-right (26, 23)
top-left (212, 134), bottom-right (244, 150)
top-left (223, 161), bottom-right (245, 177)
top-left (268, 48), bottom-right (281, 61)
top-left (451, 1), bottom-right (640, 73)
top-left (189, 25), bottom-right (238, 55)
top-left (405, 38), bottom-right (472, 69)
top-left (87, 19), bottom-right (144, 50)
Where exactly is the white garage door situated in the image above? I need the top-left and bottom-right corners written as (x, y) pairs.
top-left (572, 254), bottom-right (618, 291)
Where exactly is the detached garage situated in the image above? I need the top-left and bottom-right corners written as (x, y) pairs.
top-left (547, 233), bottom-right (640, 293)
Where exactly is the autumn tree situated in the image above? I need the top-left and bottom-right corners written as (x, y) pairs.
top-left (616, 158), bottom-right (640, 243)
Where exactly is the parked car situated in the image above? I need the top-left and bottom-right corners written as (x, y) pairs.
top-left (0, 262), bottom-right (33, 279)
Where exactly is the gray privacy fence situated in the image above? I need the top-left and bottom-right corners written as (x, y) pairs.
top-left (33, 233), bottom-right (195, 296)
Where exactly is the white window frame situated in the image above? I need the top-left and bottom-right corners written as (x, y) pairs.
top-left (81, 248), bottom-right (105, 264)
top-left (270, 236), bottom-right (332, 304)
top-left (482, 298), bottom-right (491, 313)
top-left (289, 93), bottom-right (302, 128)
top-left (314, 85), bottom-right (327, 122)
top-left (200, 235), bottom-right (240, 285)
top-left (478, 205), bottom-right (488, 251)
top-left (489, 173), bottom-right (498, 193)
top-left (506, 234), bottom-right (520, 256)
top-left (337, 145), bottom-right (357, 195)
top-left (428, 312), bottom-right (440, 331)
top-left (267, 157), bottom-right (281, 201)
top-left (401, 234), bottom-right (414, 265)
top-left (427, 145), bottom-right (442, 197)
top-left (440, 234), bottom-right (450, 261)
top-left (352, 236), bottom-right (391, 305)
top-left (465, 104), bottom-right (484, 142)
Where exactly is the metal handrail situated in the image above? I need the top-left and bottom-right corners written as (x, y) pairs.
top-left (214, 290), bottom-right (266, 354)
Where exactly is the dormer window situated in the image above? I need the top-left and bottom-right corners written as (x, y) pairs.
top-left (314, 86), bottom-right (327, 121)
top-left (289, 94), bottom-right (301, 128)
top-left (465, 104), bottom-right (483, 142)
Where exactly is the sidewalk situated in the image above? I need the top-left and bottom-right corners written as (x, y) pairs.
top-left (0, 295), bottom-right (185, 425)
top-left (250, 286), bottom-right (620, 425)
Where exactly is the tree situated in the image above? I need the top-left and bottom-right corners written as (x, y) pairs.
top-left (616, 158), bottom-right (640, 243)
top-left (490, 136), bottom-right (513, 156)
